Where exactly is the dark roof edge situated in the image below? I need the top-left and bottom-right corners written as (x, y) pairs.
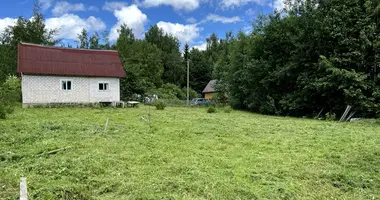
top-left (21, 72), bottom-right (125, 78)
top-left (20, 42), bottom-right (119, 53)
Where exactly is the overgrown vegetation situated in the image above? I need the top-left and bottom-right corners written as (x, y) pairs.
top-left (207, 107), bottom-right (217, 113)
top-left (1, 107), bottom-right (380, 199)
top-left (213, 0), bottom-right (380, 118)
top-left (155, 100), bottom-right (166, 110)
top-left (2, 0), bottom-right (379, 118)
top-left (0, 76), bottom-right (21, 119)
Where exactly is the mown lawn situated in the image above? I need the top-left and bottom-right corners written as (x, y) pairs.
top-left (1, 106), bottom-right (380, 199)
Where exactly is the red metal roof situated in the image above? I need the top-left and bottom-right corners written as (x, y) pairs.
top-left (17, 43), bottom-right (126, 78)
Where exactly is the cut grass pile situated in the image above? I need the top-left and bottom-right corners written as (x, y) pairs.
top-left (1, 106), bottom-right (380, 199)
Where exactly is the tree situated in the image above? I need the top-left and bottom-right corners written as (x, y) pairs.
top-left (184, 43), bottom-right (189, 61)
top-left (89, 32), bottom-right (100, 49)
top-left (77, 29), bottom-right (89, 49)
top-left (188, 48), bottom-right (212, 93)
top-left (145, 25), bottom-right (185, 85)
top-left (0, 2), bottom-right (58, 82)
top-left (100, 30), bottom-right (111, 50)
top-left (115, 24), bottom-right (164, 99)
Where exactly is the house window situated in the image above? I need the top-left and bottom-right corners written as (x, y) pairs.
top-left (99, 83), bottom-right (109, 91)
top-left (61, 80), bottom-right (72, 91)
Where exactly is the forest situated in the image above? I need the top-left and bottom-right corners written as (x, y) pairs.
top-left (1, 0), bottom-right (380, 118)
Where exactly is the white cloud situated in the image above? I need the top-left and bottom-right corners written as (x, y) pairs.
top-left (272, 0), bottom-right (285, 10)
top-left (109, 5), bottom-right (148, 41)
top-left (245, 8), bottom-right (255, 16)
top-left (39, 0), bottom-right (54, 11)
top-left (202, 14), bottom-right (241, 24)
top-left (45, 14), bottom-right (106, 40)
top-left (103, 1), bottom-right (128, 11)
top-left (157, 22), bottom-right (200, 45)
top-left (0, 18), bottom-right (16, 35)
top-left (193, 42), bottom-right (207, 51)
top-left (220, 0), bottom-right (265, 9)
top-left (187, 17), bottom-right (197, 23)
top-left (220, 0), bottom-right (286, 10)
top-left (88, 6), bottom-right (99, 11)
top-left (52, 1), bottom-right (86, 16)
top-left (139, 0), bottom-right (200, 11)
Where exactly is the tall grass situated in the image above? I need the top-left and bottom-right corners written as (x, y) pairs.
top-left (1, 106), bottom-right (380, 199)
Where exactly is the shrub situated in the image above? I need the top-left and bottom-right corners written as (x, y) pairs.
top-left (325, 112), bottom-right (336, 121)
top-left (207, 107), bottom-right (217, 113)
top-left (0, 76), bottom-right (21, 119)
top-left (155, 100), bottom-right (166, 110)
top-left (224, 106), bottom-right (233, 113)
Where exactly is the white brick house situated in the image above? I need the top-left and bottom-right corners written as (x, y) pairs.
top-left (18, 43), bottom-right (126, 106)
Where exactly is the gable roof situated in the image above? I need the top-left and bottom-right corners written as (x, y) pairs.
top-left (17, 43), bottom-right (126, 78)
top-left (202, 79), bottom-right (217, 93)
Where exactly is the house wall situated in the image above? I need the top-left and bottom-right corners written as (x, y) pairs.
top-left (204, 92), bottom-right (217, 100)
top-left (21, 74), bottom-right (120, 104)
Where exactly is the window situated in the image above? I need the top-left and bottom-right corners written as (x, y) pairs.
top-left (99, 83), bottom-right (109, 91)
top-left (61, 80), bottom-right (72, 91)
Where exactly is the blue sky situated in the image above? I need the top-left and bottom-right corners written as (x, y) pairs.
top-left (0, 0), bottom-right (283, 49)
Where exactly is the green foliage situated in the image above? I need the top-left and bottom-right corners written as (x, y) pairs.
top-left (148, 83), bottom-right (199, 100)
top-left (207, 107), bottom-right (217, 113)
top-left (0, 76), bottom-right (21, 119)
top-left (89, 32), bottom-right (100, 49)
top-left (188, 48), bottom-right (213, 93)
top-left (224, 106), bottom-right (233, 113)
top-left (145, 25), bottom-right (185, 85)
top-left (212, 0), bottom-right (380, 117)
top-left (325, 112), bottom-right (337, 121)
top-left (155, 100), bottom-right (166, 110)
top-left (77, 29), bottom-right (89, 49)
top-left (0, 4), bottom-right (58, 82)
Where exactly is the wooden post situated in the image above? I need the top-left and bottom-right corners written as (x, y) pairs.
top-left (20, 177), bottom-right (27, 200)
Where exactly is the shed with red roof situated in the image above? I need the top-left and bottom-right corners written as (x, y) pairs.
top-left (18, 43), bottom-right (125, 105)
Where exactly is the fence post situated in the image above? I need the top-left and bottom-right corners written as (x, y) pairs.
top-left (20, 177), bottom-right (27, 200)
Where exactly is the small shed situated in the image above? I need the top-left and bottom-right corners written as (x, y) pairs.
top-left (202, 80), bottom-right (217, 100)
top-left (17, 43), bottom-right (126, 106)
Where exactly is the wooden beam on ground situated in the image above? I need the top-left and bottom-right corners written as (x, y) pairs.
top-left (36, 147), bottom-right (72, 157)
top-left (20, 177), bottom-right (27, 200)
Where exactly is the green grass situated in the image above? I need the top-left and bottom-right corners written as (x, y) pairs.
top-left (1, 106), bottom-right (380, 199)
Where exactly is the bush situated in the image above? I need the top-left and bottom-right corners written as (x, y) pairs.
top-left (325, 112), bottom-right (336, 121)
top-left (207, 107), bottom-right (217, 113)
top-left (224, 106), bottom-right (233, 113)
top-left (155, 100), bottom-right (166, 110)
top-left (0, 76), bottom-right (21, 119)
top-left (148, 83), bottom-right (200, 100)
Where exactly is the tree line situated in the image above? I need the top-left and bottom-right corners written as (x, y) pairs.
top-left (1, 0), bottom-right (380, 118)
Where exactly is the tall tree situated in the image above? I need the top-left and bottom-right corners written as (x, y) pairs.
top-left (77, 29), bottom-right (89, 49)
top-left (0, 1), bottom-right (57, 82)
top-left (116, 24), bottom-right (164, 99)
top-left (145, 25), bottom-right (185, 86)
top-left (89, 32), bottom-right (100, 49)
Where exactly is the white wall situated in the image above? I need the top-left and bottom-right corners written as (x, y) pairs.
top-left (22, 75), bottom-right (120, 104)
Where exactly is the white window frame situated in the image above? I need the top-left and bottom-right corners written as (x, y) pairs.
top-left (61, 79), bottom-right (73, 91)
top-left (98, 82), bottom-right (110, 92)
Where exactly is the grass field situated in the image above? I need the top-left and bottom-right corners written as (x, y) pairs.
top-left (1, 106), bottom-right (380, 199)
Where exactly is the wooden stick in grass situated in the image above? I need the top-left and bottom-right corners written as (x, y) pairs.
top-left (36, 147), bottom-right (72, 157)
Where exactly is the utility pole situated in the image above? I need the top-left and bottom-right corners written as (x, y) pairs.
top-left (187, 59), bottom-right (190, 105)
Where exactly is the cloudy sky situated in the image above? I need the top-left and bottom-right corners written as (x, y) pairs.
top-left (0, 0), bottom-right (282, 50)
